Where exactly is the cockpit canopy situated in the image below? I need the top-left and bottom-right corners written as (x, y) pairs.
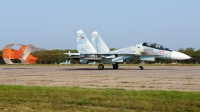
top-left (142, 42), bottom-right (171, 51)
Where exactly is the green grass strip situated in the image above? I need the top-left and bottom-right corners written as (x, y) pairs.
top-left (0, 85), bottom-right (200, 112)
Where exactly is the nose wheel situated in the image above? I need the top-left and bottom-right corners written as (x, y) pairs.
top-left (139, 61), bottom-right (145, 70)
top-left (139, 66), bottom-right (144, 70)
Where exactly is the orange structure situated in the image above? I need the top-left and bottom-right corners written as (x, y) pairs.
top-left (2, 48), bottom-right (23, 59)
top-left (2, 43), bottom-right (38, 64)
top-left (26, 54), bottom-right (38, 64)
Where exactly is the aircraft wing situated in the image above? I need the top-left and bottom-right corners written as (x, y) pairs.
top-left (66, 51), bottom-right (161, 57)
top-left (80, 50), bottom-right (161, 56)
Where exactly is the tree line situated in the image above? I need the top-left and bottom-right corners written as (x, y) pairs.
top-left (0, 47), bottom-right (199, 64)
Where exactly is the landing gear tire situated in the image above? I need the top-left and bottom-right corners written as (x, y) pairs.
top-left (139, 66), bottom-right (144, 70)
top-left (98, 64), bottom-right (104, 70)
top-left (112, 64), bottom-right (118, 69)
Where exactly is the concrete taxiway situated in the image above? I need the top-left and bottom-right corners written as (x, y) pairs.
top-left (0, 65), bottom-right (200, 91)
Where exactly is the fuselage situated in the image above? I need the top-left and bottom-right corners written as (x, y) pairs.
top-left (97, 42), bottom-right (191, 63)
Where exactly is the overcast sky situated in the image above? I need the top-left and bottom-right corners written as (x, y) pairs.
top-left (0, 0), bottom-right (200, 51)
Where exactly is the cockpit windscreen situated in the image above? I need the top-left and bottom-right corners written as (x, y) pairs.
top-left (142, 42), bottom-right (171, 51)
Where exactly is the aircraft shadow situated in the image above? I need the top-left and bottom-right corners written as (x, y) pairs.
top-left (61, 68), bottom-right (175, 71)
top-left (1, 68), bottom-right (35, 70)
top-left (1, 67), bottom-right (175, 71)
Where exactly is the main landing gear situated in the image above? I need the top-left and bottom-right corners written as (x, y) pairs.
top-left (112, 64), bottom-right (118, 69)
top-left (98, 64), bottom-right (104, 70)
top-left (98, 63), bottom-right (119, 70)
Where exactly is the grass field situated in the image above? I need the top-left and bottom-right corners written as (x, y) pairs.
top-left (0, 85), bottom-right (200, 112)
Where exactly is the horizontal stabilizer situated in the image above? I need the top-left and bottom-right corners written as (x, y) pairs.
top-left (64, 51), bottom-right (80, 56)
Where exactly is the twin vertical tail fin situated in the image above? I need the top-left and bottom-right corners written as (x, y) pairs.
top-left (92, 31), bottom-right (110, 53)
top-left (77, 30), bottom-right (97, 54)
top-left (77, 30), bottom-right (110, 53)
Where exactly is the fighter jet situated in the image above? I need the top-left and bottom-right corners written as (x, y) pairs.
top-left (66, 30), bottom-right (191, 70)
top-left (59, 60), bottom-right (71, 65)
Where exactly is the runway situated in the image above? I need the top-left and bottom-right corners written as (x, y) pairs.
top-left (0, 65), bottom-right (200, 91)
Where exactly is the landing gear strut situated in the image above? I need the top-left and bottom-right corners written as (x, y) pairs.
top-left (112, 64), bottom-right (118, 69)
top-left (98, 64), bottom-right (104, 70)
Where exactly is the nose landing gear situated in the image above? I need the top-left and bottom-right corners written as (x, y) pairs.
top-left (139, 66), bottom-right (144, 70)
top-left (139, 61), bottom-right (145, 70)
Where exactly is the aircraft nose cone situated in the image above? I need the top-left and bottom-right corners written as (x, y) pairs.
top-left (171, 51), bottom-right (191, 60)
